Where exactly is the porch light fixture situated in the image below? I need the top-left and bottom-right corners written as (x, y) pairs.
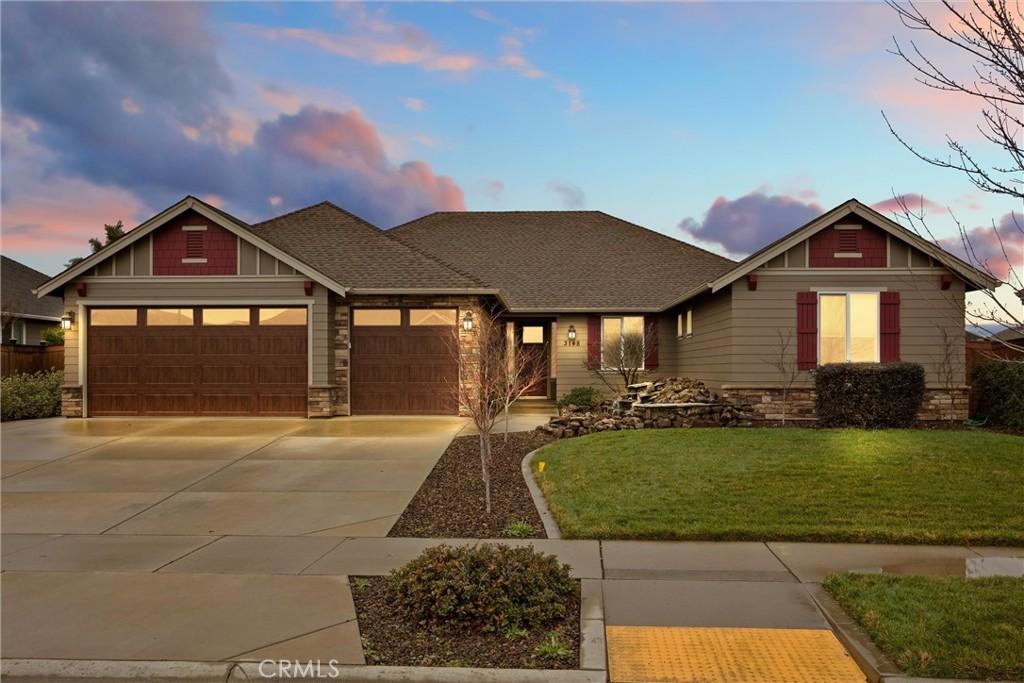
top-left (567, 325), bottom-right (577, 341)
top-left (462, 310), bottom-right (474, 332)
top-left (60, 312), bottom-right (75, 331)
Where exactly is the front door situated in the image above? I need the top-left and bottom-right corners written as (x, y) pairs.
top-left (515, 322), bottom-right (550, 397)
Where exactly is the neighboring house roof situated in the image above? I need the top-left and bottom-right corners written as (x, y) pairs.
top-left (388, 211), bottom-right (735, 312)
top-left (251, 202), bottom-right (487, 292)
top-left (991, 327), bottom-right (1024, 343)
top-left (702, 199), bottom-right (1000, 297)
top-left (2, 256), bottom-right (62, 320)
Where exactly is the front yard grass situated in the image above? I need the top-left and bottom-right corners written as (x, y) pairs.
top-left (824, 573), bottom-right (1024, 680)
top-left (533, 428), bottom-right (1024, 544)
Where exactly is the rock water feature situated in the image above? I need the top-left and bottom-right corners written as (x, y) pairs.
top-left (537, 377), bottom-right (755, 439)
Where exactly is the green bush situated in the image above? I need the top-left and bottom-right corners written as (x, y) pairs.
top-left (1, 370), bottom-right (63, 421)
top-left (815, 363), bottom-right (925, 428)
top-left (40, 326), bottom-right (64, 346)
top-left (556, 386), bottom-right (601, 412)
top-left (972, 361), bottom-right (1024, 430)
top-left (387, 544), bottom-right (575, 631)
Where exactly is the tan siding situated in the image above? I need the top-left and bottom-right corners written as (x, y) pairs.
top-left (258, 250), bottom-right (276, 275)
top-left (785, 241), bottom-right (806, 268)
top-left (673, 288), bottom-right (733, 390)
top-left (911, 248), bottom-right (932, 268)
top-left (729, 269), bottom-right (966, 387)
top-left (96, 259), bottom-right (113, 277)
top-left (765, 253), bottom-right (785, 269)
top-left (889, 238), bottom-right (909, 268)
top-left (132, 239), bottom-right (151, 276)
top-left (71, 278), bottom-right (329, 387)
top-left (62, 286), bottom-right (80, 385)
top-left (239, 242), bottom-right (258, 275)
top-left (113, 250), bottom-right (132, 276)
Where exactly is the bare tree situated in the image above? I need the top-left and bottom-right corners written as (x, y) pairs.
top-left (586, 321), bottom-right (655, 396)
top-left (446, 308), bottom-right (547, 513)
top-left (934, 326), bottom-right (965, 424)
top-left (764, 329), bottom-right (801, 425)
top-left (881, 0), bottom-right (1023, 353)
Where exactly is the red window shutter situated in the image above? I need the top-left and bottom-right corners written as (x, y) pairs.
top-left (796, 292), bottom-right (817, 370)
top-left (586, 315), bottom-right (601, 369)
top-left (880, 291), bottom-right (900, 362)
top-left (644, 314), bottom-right (659, 370)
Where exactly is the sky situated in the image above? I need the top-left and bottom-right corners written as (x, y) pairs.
top-left (1, 0), bottom-right (1020, 322)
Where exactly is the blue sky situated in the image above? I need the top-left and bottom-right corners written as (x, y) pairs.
top-left (1, 1), bottom-right (1018, 290)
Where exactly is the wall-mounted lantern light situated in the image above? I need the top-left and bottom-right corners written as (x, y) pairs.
top-left (462, 310), bottom-right (474, 332)
top-left (61, 312), bottom-right (75, 331)
top-left (567, 324), bottom-right (577, 341)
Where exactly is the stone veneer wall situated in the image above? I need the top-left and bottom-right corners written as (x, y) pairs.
top-left (328, 293), bottom-right (485, 417)
top-left (721, 386), bottom-right (970, 423)
top-left (61, 386), bottom-right (83, 418)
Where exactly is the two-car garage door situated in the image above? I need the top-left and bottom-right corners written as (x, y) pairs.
top-left (87, 307), bottom-right (307, 416)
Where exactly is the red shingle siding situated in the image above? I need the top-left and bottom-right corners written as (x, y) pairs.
top-left (153, 210), bottom-right (237, 275)
top-left (808, 222), bottom-right (887, 267)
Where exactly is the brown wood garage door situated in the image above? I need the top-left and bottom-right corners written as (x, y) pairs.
top-left (87, 307), bottom-right (307, 416)
top-left (350, 308), bottom-right (458, 415)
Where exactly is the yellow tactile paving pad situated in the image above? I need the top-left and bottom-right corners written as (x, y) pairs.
top-left (606, 626), bottom-right (866, 683)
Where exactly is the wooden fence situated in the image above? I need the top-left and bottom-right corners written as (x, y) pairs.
top-left (0, 345), bottom-right (64, 378)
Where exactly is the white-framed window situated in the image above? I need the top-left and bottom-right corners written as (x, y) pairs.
top-left (676, 309), bottom-right (693, 338)
top-left (601, 315), bottom-right (644, 369)
top-left (819, 292), bottom-right (880, 364)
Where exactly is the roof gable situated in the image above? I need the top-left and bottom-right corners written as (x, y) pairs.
top-left (707, 199), bottom-right (999, 293)
top-left (35, 196), bottom-right (349, 297)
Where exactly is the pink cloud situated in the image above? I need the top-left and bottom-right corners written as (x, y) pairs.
top-left (871, 193), bottom-right (945, 215)
top-left (257, 106), bottom-right (387, 170)
top-left (939, 212), bottom-right (1023, 283)
top-left (250, 24), bottom-right (479, 73)
top-left (485, 180), bottom-right (505, 201)
top-left (399, 161), bottom-right (465, 211)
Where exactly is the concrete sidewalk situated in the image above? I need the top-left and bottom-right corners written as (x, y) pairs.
top-left (3, 535), bottom-right (1021, 668)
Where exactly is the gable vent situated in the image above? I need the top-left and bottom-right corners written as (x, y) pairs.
top-left (837, 230), bottom-right (858, 252)
top-left (185, 231), bottom-right (204, 259)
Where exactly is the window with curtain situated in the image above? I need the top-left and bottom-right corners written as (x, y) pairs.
top-left (819, 292), bottom-right (880, 363)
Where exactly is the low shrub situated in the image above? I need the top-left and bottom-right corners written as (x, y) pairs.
top-left (556, 386), bottom-right (601, 412)
top-left (387, 544), bottom-right (575, 631)
top-left (815, 363), bottom-right (925, 428)
top-left (1, 370), bottom-right (63, 421)
top-left (972, 361), bottom-right (1024, 431)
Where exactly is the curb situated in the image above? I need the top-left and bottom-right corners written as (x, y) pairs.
top-left (1, 660), bottom-right (607, 683)
top-left (521, 448), bottom-right (561, 539)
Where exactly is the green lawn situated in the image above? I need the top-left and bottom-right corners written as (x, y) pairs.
top-left (532, 429), bottom-right (1024, 544)
top-left (824, 573), bottom-right (1024, 680)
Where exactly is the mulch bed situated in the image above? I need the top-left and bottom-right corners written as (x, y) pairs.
top-left (389, 431), bottom-right (553, 539)
top-left (352, 576), bottom-right (580, 669)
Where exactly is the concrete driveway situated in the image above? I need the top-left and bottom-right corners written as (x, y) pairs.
top-left (1, 415), bottom-right (465, 537)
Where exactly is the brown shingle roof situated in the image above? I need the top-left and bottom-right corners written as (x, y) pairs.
top-left (388, 211), bottom-right (735, 311)
top-left (2, 256), bottom-right (62, 318)
top-left (252, 202), bottom-right (484, 290)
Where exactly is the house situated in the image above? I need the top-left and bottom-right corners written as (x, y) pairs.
top-left (2, 255), bottom-right (62, 345)
top-left (34, 195), bottom-right (997, 421)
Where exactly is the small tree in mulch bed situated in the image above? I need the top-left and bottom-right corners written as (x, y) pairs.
top-left (388, 544), bottom-right (576, 632)
top-left (447, 308), bottom-right (547, 513)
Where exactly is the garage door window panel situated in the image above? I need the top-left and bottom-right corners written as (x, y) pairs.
top-left (259, 308), bottom-right (307, 325)
top-left (409, 309), bottom-right (457, 326)
top-left (147, 308), bottom-right (195, 326)
top-left (91, 309), bottom-right (138, 326)
top-left (353, 309), bottom-right (401, 326)
top-left (202, 308), bottom-right (252, 325)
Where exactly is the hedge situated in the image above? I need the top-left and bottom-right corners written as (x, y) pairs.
top-left (1, 370), bottom-right (63, 421)
top-left (815, 362), bottom-right (925, 428)
top-left (971, 361), bottom-right (1024, 431)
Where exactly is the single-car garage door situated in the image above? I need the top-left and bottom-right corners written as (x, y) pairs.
top-left (87, 306), bottom-right (307, 416)
top-left (350, 308), bottom-right (458, 415)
